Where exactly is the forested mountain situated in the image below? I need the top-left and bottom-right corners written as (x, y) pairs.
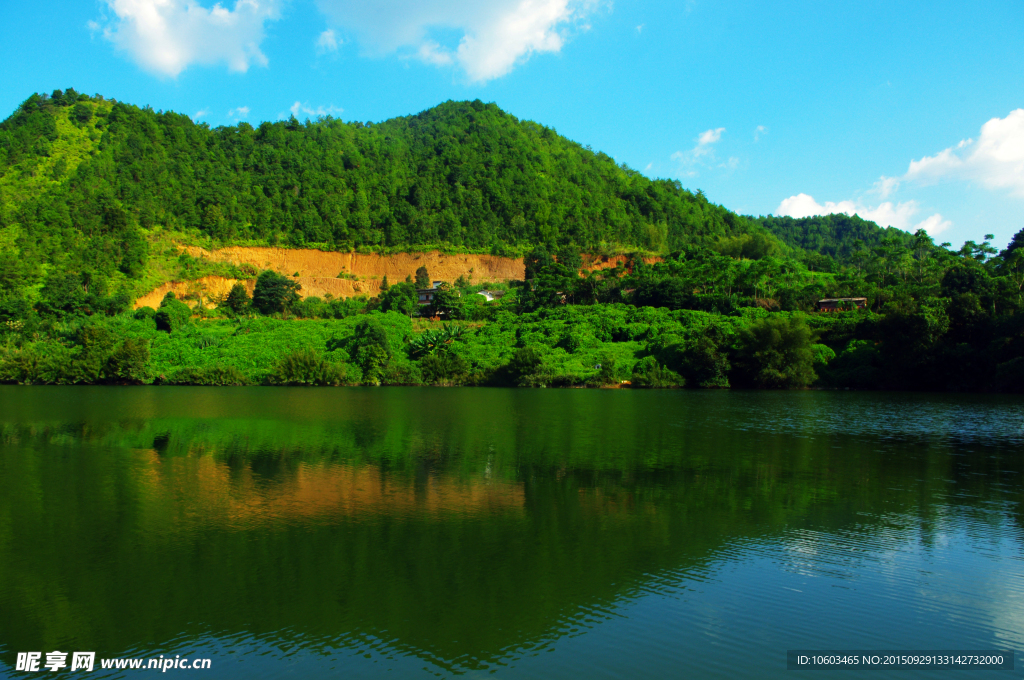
top-left (0, 88), bottom-right (911, 300)
top-left (0, 89), bottom-right (769, 255)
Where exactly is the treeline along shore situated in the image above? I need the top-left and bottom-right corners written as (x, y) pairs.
top-left (1, 90), bottom-right (1023, 391)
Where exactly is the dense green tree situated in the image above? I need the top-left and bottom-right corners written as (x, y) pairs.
top-left (252, 271), bottom-right (300, 315)
top-left (428, 283), bottom-right (465, 319)
top-left (732, 316), bottom-right (816, 388)
top-left (379, 282), bottom-right (418, 315)
top-left (347, 316), bottom-right (392, 384)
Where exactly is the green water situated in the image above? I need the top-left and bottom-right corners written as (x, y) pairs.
top-left (0, 387), bottom-right (1022, 678)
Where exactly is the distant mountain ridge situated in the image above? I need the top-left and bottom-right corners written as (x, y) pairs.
top-left (754, 214), bottom-right (917, 260)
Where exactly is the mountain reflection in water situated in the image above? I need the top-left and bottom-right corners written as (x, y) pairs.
top-left (1, 387), bottom-right (1022, 678)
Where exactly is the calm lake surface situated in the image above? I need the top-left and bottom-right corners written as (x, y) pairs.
top-left (1, 386), bottom-right (1022, 679)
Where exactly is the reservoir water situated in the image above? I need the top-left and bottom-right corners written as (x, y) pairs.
top-left (1, 386), bottom-right (1022, 678)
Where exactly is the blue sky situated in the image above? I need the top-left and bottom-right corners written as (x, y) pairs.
top-left (2, 0), bottom-right (1022, 248)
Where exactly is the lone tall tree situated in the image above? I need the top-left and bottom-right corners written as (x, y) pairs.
top-left (252, 271), bottom-right (300, 315)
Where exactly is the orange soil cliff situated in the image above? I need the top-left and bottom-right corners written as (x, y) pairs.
top-left (134, 247), bottom-right (659, 309)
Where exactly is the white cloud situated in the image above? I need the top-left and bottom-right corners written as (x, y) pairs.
top-left (913, 213), bottom-right (953, 236)
top-left (193, 108), bottom-right (209, 120)
top-left (776, 193), bottom-right (951, 236)
top-left (898, 109), bottom-right (1024, 196)
top-left (697, 127), bottom-right (724, 146)
top-left (227, 106), bottom-right (250, 118)
top-left (770, 111), bottom-right (1024, 241)
top-left (98, 0), bottom-right (281, 77)
top-left (316, 28), bottom-right (339, 53)
top-left (635, 24), bottom-right (643, 33)
top-left (754, 125), bottom-right (766, 142)
top-left (671, 127), bottom-right (725, 176)
top-left (289, 101), bottom-right (344, 118)
top-left (313, 0), bottom-right (600, 82)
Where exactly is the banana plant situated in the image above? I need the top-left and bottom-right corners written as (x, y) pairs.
top-left (407, 324), bottom-right (464, 357)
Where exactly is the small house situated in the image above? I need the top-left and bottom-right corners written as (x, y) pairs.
top-left (417, 281), bottom-right (445, 305)
top-left (817, 297), bottom-right (868, 312)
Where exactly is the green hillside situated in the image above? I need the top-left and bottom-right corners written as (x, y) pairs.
top-left (0, 90), bottom-right (777, 252)
top-left (1, 89), bottom-right (1023, 393)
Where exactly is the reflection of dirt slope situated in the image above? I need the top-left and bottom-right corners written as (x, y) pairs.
top-left (139, 454), bottom-right (525, 529)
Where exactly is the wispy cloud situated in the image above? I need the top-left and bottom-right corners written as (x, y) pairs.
top-left (316, 28), bottom-right (339, 53)
top-left (313, 0), bottom-right (603, 82)
top-left (671, 127), bottom-right (725, 176)
top-left (97, 0), bottom-right (282, 77)
top-left (289, 101), bottom-right (344, 118)
top-left (193, 108), bottom-right (210, 121)
top-left (869, 175), bottom-right (901, 199)
top-left (754, 125), bottom-right (767, 142)
top-left (227, 106), bottom-right (250, 118)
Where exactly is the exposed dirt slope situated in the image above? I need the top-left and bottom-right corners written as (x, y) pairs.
top-left (135, 276), bottom-right (255, 309)
top-left (134, 247), bottom-right (660, 309)
top-left (581, 253), bottom-right (662, 271)
top-left (136, 248), bottom-right (525, 309)
top-left (185, 246), bottom-right (524, 282)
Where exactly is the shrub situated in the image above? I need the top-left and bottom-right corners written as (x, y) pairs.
top-left (811, 343), bottom-right (836, 366)
top-left (224, 283), bottom-right (251, 315)
top-left (155, 295), bottom-right (192, 332)
top-left (816, 339), bottom-right (880, 389)
top-left (504, 346), bottom-right (543, 386)
top-left (676, 327), bottom-right (731, 388)
top-left (382, 361), bottom-right (422, 386)
top-left (631, 355), bottom-right (683, 388)
top-left (0, 342), bottom-right (74, 384)
top-left (268, 349), bottom-right (347, 386)
top-left (106, 337), bottom-right (151, 383)
top-left (166, 365), bottom-right (251, 386)
top-left (419, 353), bottom-right (468, 385)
